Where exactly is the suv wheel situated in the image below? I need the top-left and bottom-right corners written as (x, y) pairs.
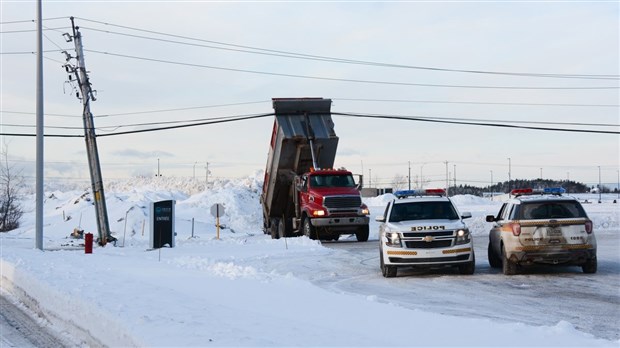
top-left (502, 245), bottom-right (518, 275)
top-left (458, 253), bottom-right (475, 275)
top-left (582, 258), bottom-right (597, 274)
top-left (380, 252), bottom-right (397, 278)
top-left (488, 241), bottom-right (502, 268)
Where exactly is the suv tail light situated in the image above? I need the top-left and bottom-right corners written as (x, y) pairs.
top-left (510, 223), bottom-right (521, 236)
top-left (585, 220), bottom-right (593, 234)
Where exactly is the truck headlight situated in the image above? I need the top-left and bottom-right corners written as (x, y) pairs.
top-left (312, 209), bottom-right (326, 217)
top-left (455, 229), bottom-right (471, 245)
top-left (385, 231), bottom-right (402, 247)
top-left (360, 204), bottom-right (370, 215)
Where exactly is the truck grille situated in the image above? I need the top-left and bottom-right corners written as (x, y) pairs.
top-left (323, 195), bottom-right (361, 209)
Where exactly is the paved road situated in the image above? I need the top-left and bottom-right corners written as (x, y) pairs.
top-left (0, 294), bottom-right (68, 348)
top-left (319, 231), bottom-right (620, 341)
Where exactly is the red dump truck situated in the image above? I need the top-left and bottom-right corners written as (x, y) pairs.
top-left (260, 98), bottom-right (370, 241)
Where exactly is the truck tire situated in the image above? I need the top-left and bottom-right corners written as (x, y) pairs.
top-left (278, 217), bottom-right (292, 238)
top-left (270, 218), bottom-right (280, 239)
top-left (356, 225), bottom-right (369, 242)
top-left (380, 252), bottom-right (397, 278)
top-left (488, 241), bottom-right (502, 268)
top-left (502, 245), bottom-right (518, 275)
top-left (302, 217), bottom-right (317, 240)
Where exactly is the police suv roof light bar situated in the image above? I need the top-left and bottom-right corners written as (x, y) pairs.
top-left (510, 187), bottom-right (566, 197)
top-left (394, 188), bottom-right (446, 199)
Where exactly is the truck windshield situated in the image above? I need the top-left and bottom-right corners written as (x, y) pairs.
top-left (310, 175), bottom-right (355, 188)
top-left (389, 201), bottom-right (459, 222)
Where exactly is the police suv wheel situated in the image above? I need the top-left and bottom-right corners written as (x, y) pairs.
top-left (458, 253), bottom-right (475, 275)
top-left (582, 258), bottom-right (597, 274)
top-left (502, 245), bottom-right (518, 275)
top-left (380, 252), bottom-right (397, 278)
top-left (488, 241), bottom-right (502, 268)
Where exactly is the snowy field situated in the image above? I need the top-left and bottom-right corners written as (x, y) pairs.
top-left (1, 172), bottom-right (619, 347)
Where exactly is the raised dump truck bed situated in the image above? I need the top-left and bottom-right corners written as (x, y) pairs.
top-left (261, 98), bottom-right (369, 241)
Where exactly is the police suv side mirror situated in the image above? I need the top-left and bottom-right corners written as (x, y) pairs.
top-left (485, 215), bottom-right (496, 222)
top-left (375, 216), bottom-right (386, 223)
top-left (461, 212), bottom-right (472, 219)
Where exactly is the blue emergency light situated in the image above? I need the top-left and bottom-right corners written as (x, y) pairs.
top-left (542, 187), bottom-right (566, 194)
top-left (394, 188), bottom-right (446, 198)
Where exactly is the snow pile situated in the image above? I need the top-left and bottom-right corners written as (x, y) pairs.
top-left (1, 175), bottom-right (618, 347)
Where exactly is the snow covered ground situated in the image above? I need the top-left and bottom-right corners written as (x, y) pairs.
top-left (1, 172), bottom-right (619, 347)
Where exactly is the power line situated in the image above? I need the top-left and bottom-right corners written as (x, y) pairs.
top-left (333, 97), bottom-right (619, 108)
top-left (84, 49), bottom-right (619, 90)
top-left (97, 113), bottom-right (274, 137)
top-left (3, 110), bottom-right (619, 137)
top-left (93, 100), bottom-right (270, 118)
top-left (3, 108), bottom-right (617, 131)
top-left (0, 17), bottom-right (68, 25)
top-left (332, 112), bottom-right (620, 135)
top-left (0, 27), bottom-right (69, 34)
top-left (74, 17), bottom-right (619, 81)
top-left (0, 101), bottom-right (270, 119)
top-left (0, 113), bottom-right (274, 137)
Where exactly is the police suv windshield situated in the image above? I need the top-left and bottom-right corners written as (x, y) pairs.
top-left (389, 201), bottom-right (459, 222)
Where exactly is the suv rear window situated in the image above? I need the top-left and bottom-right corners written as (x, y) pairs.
top-left (514, 200), bottom-right (587, 220)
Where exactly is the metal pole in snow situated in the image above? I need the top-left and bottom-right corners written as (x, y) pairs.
top-left (216, 205), bottom-right (220, 240)
top-left (35, 0), bottom-right (44, 250)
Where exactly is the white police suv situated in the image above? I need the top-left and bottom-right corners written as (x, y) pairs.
top-left (486, 188), bottom-right (597, 275)
top-left (377, 189), bottom-right (475, 278)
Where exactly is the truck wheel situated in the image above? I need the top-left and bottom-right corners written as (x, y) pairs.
top-left (302, 217), bottom-right (317, 240)
top-left (488, 241), bottom-right (502, 268)
top-left (356, 225), bottom-right (369, 242)
top-left (278, 218), bottom-right (292, 238)
top-left (380, 252), bottom-right (397, 278)
top-left (270, 218), bottom-right (280, 239)
top-left (458, 253), bottom-right (475, 275)
top-left (582, 258), bottom-right (597, 274)
top-left (502, 245), bottom-right (518, 275)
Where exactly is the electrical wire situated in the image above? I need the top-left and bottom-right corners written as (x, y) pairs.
top-left (3, 109), bottom-right (617, 131)
top-left (332, 112), bottom-right (620, 135)
top-left (2, 110), bottom-right (618, 137)
top-left (333, 97), bottom-right (619, 108)
top-left (0, 113), bottom-right (274, 137)
top-left (74, 17), bottom-right (619, 81)
top-left (84, 49), bottom-right (619, 90)
top-left (0, 17), bottom-right (68, 25)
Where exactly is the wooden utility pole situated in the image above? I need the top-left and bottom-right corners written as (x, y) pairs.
top-left (69, 17), bottom-right (112, 245)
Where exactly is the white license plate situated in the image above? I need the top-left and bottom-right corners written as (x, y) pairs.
top-left (547, 227), bottom-right (562, 236)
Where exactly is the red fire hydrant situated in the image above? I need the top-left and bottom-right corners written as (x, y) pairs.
top-left (85, 233), bottom-right (93, 254)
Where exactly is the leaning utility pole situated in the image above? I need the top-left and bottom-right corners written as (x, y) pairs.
top-left (67, 17), bottom-right (112, 245)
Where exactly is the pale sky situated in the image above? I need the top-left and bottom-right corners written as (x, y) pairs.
top-left (1, 1), bottom-right (619, 188)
